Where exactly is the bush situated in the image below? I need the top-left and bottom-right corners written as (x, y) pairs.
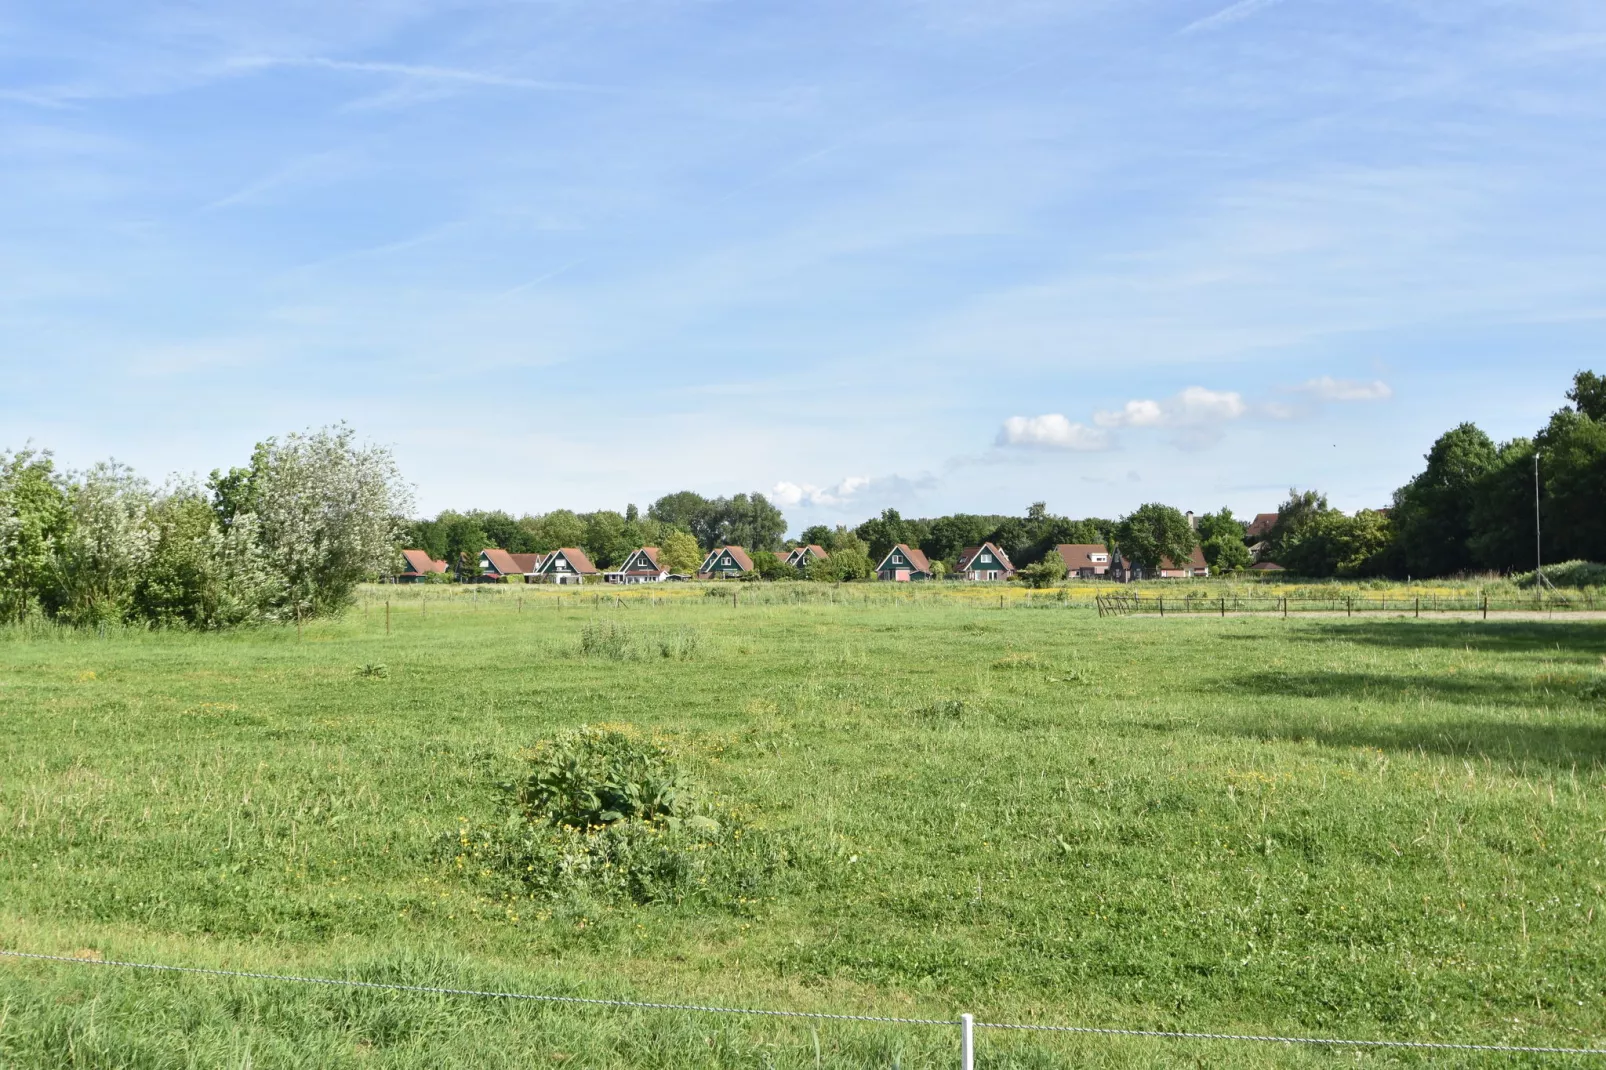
top-left (448, 725), bottom-right (795, 908)
top-left (1515, 560), bottom-right (1606, 589)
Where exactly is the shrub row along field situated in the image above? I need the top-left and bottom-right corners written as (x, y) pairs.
top-left (1, 590), bottom-right (1604, 1067)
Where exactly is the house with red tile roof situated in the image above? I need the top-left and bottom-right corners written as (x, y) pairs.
top-left (605, 547), bottom-right (668, 584)
top-left (782, 544), bottom-right (829, 569)
top-left (1245, 512), bottom-right (1279, 539)
top-left (1111, 546), bottom-right (1209, 581)
top-left (477, 548), bottom-right (529, 582)
top-left (876, 543), bottom-right (933, 581)
top-left (536, 547), bottom-right (598, 585)
top-left (398, 549), bottom-right (448, 582)
top-left (699, 546), bottom-right (754, 579)
top-left (1054, 544), bottom-right (1112, 578)
top-left (955, 542), bottom-right (1013, 581)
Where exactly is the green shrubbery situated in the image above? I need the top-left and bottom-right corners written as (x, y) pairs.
top-left (0, 426), bottom-right (409, 629)
top-left (448, 726), bottom-right (794, 909)
top-left (1515, 560), bottom-right (1606, 589)
top-left (578, 621), bottom-right (701, 660)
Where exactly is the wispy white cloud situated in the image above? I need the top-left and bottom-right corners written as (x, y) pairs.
top-left (1180, 0), bottom-right (1285, 35)
top-left (771, 474), bottom-right (871, 507)
top-left (1094, 386), bottom-right (1247, 428)
top-left (1294, 376), bottom-right (1394, 401)
top-left (223, 56), bottom-right (612, 94)
top-left (997, 414), bottom-right (1112, 451)
top-left (199, 150), bottom-right (359, 212)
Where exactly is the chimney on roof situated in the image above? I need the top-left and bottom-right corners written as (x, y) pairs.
top-left (1186, 510), bottom-right (1196, 529)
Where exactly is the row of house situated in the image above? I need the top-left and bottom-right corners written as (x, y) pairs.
top-left (399, 541), bottom-right (1220, 584)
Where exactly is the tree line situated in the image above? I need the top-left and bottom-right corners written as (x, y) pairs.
top-left (1256, 370), bottom-right (1604, 578)
top-left (406, 371), bottom-right (1602, 585)
top-left (0, 426), bottom-right (411, 627)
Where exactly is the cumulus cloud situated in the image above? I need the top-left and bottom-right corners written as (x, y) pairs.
top-left (997, 414), bottom-right (1112, 451)
top-left (770, 475), bottom-right (871, 508)
top-left (1094, 386), bottom-right (1247, 428)
top-left (1296, 376), bottom-right (1394, 402)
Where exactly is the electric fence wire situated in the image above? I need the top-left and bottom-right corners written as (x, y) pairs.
top-left (4, 948), bottom-right (1606, 1056)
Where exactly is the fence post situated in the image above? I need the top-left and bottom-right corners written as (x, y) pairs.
top-left (385, 599), bottom-right (390, 636)
top-left (1483, 593), bottom-right (1488, 620)
top-left (1415, 596), bottom-right (1419, 618)
top-left (960, 1013), bottom-right (975, 1070)
top-left (1346, 597), bottom-right (1352, 618)
top-left (1220, 597), bottom-right (1225, 618)
top-left (1159, 596), bottom-right (1164, 618)
top-left (1282, 596), bottom-right (1287, 619)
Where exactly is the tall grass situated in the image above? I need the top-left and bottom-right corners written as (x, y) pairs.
top-left (2, 593), bottom-right (1604, 1066)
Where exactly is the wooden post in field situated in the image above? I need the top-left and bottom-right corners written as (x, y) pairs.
top-left (1220, 597), bottom-right (1225, 618)
top-left (1415, 596), bottom-right (1420, 618)
top-left (1159, 596), bottom-right (1164, 618)
top-left (1282, 596), bottom-right (1288, 619)
top-left (385, 599), bottom-right (390, 636)
top-left (296, 603), bottom-right (302, 642)
top-left (1483, 593), bottom-right (1488, 620)
top-left (1000, 594), bottom-right (1004, 610)
top-left (1346, 596), bottom-right (1352, 618)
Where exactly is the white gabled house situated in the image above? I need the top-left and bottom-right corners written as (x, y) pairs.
top-left (605, 547), bottom-right (669, 584)
top-left (955, 542), bottom-right (1013, 581)
top-left (536, 547), bottom-right (599, 585)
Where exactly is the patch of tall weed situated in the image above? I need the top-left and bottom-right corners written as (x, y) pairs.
top-left (446, 725), bottom-right (797, 910)
top-left (577, 621), bottom-right (702, 661)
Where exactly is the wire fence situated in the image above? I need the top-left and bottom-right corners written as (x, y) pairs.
top-left (5, 948), bottom-right (1605, 1066)
top-left (1097, 591), bottom-right (1602, 618)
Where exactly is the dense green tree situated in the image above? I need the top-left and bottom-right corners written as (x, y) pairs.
top-left (1203, 534), bottom-right (1252, 573)
top-left (711, 492), bottom-right (787, 552)
top-left (0, 449), bottom-right (69, 623)
top-left (1467, 437), bottom-right (1538, 570)
top-left (657, 530), bottom-right (703, 575)
top-left (649, 492), bottom-right (717, 546)
top-left (1535, 407), bottom-right (1606, 564)
top-left (1266, 488), bottom-right (1329, 562)
top-left (1114, 504), bottom-right (1197, 572)
top-left (135, 491), bottom-right (279, 628)
top-left (530, 509), bottom-right (585, 552)
top-left (1567, 370), bottom-right (1606, 422)
top-left (581, 510), bottom-right (631, 569)
top-left (798, 524), bottom-right (835, 550)
top-left (922, 514), bottom-right (1003, 564)
top-left (1277, 509), bottom-right (1395, 578)
top-left (439, 514), bottom-right (489, 579)
top-left (1391, 423), bottom-right (1498, 577)
top-left (749, 550), bottom-right (794, 580)
top-left (1195, 508), bottom-right (1247, 547)
top-left (856, 508), bottom-right (915, 562)
top-left (1013, 552), bottom-right (1066, 588)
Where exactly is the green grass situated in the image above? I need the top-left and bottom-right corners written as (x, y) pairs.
top-left (2, 590), bottom-right (1605, 1067)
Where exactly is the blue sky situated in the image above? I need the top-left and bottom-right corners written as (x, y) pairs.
top-left (3, 0), bottom-right (1604, 529)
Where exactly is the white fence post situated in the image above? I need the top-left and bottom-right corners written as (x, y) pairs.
top-left (960, 1013), bottom-right (975, 1070)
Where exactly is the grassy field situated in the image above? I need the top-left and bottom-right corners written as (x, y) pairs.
top-left (2, 587), bottom-right (1604, 1067)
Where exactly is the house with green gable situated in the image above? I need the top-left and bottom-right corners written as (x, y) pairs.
top-left (535, 547), bottom-right (598, 585)
top-left (698, 546), bottom-right (753, 579)
top-left (875, 543), bottom-right (932, 581)
top-left (955, 542), bottom-right (1014, 581)
top-left (605, 547), bottom-right (668, 584)
top-left (783, 544), bottom-right (828, 569)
